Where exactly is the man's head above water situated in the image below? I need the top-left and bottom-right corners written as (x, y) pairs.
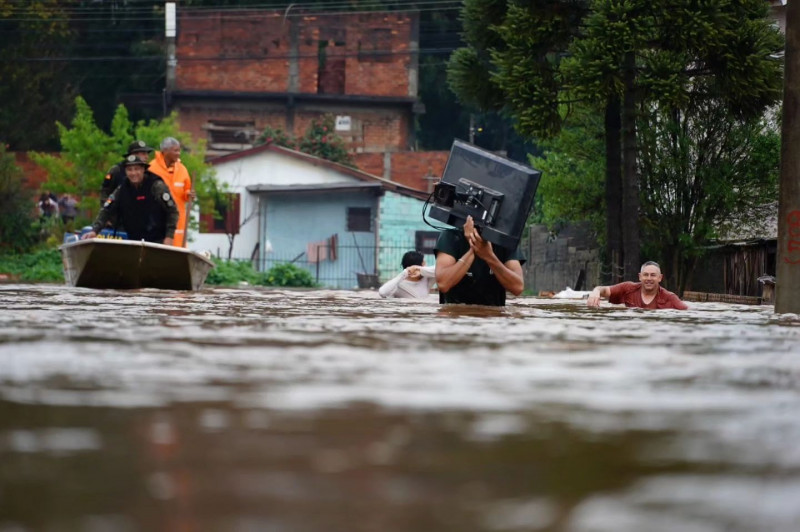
top-left (401, 251), bottom-right (425, 269)
top-left (639, 261), bottom-right (663, 293)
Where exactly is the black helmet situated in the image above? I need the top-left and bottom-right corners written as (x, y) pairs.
top-left (122, 154), bottom-right (148, 167)
top-left (127, 140), bottom-right (154, 155)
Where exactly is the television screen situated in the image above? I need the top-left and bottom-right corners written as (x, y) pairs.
top-left (428, 139), bottom-right (542, 250)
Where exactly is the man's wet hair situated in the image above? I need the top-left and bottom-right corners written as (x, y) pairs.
top-left (401, 251), bottom-right (424, 269)
top-left (640, 261), bottom-right (661, 272)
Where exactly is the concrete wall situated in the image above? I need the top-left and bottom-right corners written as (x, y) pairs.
top-left (377, 191), bottom-right (436, 281)
top-left (262, 190), bottom-right (379, 289)
top-left (523, 223), bottom-right (602, 294)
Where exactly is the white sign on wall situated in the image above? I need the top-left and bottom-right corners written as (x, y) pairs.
top-left (335, 115), bottom-right (352, 131)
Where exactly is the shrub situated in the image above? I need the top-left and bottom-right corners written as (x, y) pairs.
top-left (204, 259), bottom-right (316, 288)
top-left (256, 125), bottom-right (295, 149)
top-left (204, 259), bottom-right (262, 286)
top-left (0, 248), bottom-right (64, 282)
top-left (263, 262), bottom-right (315, 287)
top-left (297, 115), bottom-right (353, 166)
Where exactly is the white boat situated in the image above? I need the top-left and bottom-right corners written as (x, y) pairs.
top-left (59, 238), bottom-right (215, 290)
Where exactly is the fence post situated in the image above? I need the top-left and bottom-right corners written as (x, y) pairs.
top-left (316, 244), bottom-right (321, 283)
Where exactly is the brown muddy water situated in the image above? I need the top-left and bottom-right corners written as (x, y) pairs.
top-left (1, 284), bottom-right (800, 532)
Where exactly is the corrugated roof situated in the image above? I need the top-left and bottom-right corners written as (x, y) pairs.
top-left (714, 202), bottom-right (778, 244)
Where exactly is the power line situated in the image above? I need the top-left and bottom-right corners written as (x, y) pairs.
top-left (0, 0), bottom-right (462, 14)
top-left (0, 1), bottom-right (463, 22)
top-left (7, 46), bottom-right (458, 62)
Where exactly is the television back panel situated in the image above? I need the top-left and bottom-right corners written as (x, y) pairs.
top-left (429, 139), bottom-right (542, 250)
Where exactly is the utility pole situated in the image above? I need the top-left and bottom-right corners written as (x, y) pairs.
top-left (776, 0), bottom-right (800, 313)
top-left (164, 2), bottom-right (177, 117)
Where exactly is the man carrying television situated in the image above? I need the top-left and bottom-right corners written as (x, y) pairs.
top-left (434, 215), bottom-right (525, 306)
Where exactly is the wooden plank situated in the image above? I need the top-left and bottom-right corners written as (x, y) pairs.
top-left (683, 291), bottom-right (762, 305)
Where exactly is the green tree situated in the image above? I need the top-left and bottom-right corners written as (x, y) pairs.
top-left (448, 0), bottom-right (783, 281)
top-left (29, 96), bottom-right (216, 225)
top-left (0, 0), bottom-right (76, 150)
top-left (531, 99), bottom-right (780, 293)
top-left (0, 143), bottom-right (38, 253)
top-left (638, 100), bottom-right (780, 293)
top-left (564, 0), bottom-right (782, 279)
top-left (528, 107), bottom-right (605, 240)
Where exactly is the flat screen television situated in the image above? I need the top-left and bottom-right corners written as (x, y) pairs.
top-left (428, 139), bottom-right (542, 250)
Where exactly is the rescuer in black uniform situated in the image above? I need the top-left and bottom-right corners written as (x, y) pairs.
top-left (100, 140), bottom-right (154, 204)
top-left (83, 154), bottom-right (179, 245)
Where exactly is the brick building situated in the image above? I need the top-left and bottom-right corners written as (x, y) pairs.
top-left (168, 6), bottom-right (448, 191)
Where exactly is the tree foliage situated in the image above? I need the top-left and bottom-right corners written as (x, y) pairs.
top-left (0, 143), bottom-right (38, 253)
top-left (638, 101), bottom-right (780, 292)
top-left (448, 0), bottom-right (783, 284)
top-left (0, 0), bottom-right (77, 150)
top-left (528, 108), bottom-right (605, 239)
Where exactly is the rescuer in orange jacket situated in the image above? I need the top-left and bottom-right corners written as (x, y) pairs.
top-left (149, 137), bottom-right (195, 247)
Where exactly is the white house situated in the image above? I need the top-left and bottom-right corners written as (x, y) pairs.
top-left (189, 143), bottom-right (440, 288)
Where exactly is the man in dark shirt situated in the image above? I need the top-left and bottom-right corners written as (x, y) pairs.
top-left (587, 261), bottom-right (688, 310)
top-left (82, 155), bottom-right (178, 245)
top-left (434, 215), bottom-right (525, 306)
top-left (101, 140), bottom-right (154, 204)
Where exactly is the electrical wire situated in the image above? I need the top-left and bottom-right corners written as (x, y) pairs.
top-left (0, 2), bottom-right (463, 22)
top-left (7, 46), bottom-right (459, 62)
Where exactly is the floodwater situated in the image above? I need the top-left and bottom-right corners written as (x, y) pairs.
top-left (1, 284), bottom-right (800, 532)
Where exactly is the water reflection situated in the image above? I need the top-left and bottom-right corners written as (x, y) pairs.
top-left (1, 284), bottom-right (800, 531)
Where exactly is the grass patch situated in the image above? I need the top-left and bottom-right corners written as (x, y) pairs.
top-left (0, 248), bottom-right (64, 282)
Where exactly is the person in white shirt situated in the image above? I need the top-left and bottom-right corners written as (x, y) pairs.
top-left (378, 251), bottom-right (436, 299)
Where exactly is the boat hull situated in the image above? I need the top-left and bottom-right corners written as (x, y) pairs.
top-left (60, 239), bottom-right (215, 290)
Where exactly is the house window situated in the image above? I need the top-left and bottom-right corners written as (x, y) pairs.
top-left (206, 120), bottom-right (256, 151)
top-left (200, 193), bottom-right (241, 234)
top-left (415, 231), bottom-right (439, 255)
top-left (347, 207), bottom-right (371, 232)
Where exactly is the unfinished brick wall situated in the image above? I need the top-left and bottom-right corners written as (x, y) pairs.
top-left (388, 151), bottom-right (448, 191)
top-left (342, 13), bottom-right (413, 97)
top-left (177, 106), bottom-right (287, 148)
top-left (352, 151), bottom-right (449, 192)
top-left (292, 110), bottom-right (409, 152)
top-left (176, 11), bottom-right (291, 92)
top-left (175, 10), bottom-right (416, 98)
top-left (352, 153), bottom-right (385, 177)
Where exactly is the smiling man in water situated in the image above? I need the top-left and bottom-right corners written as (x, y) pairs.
top-left (587, 261), bottom-right (688, 310)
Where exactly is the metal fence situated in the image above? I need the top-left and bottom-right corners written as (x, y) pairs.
top-left (225, 238), bottom-right (533, 289)
top-left (229, 243), bottom-right (419, 289)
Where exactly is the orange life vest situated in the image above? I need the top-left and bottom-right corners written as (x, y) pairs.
top-left (149, 151), bottom-right (192, 247)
